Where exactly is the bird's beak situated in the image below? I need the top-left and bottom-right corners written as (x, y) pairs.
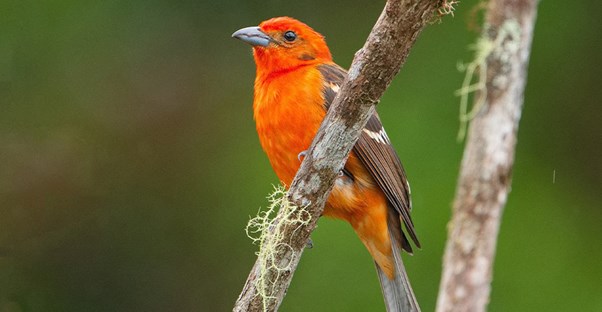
top-left (232, 26), bottom-right (272, 47)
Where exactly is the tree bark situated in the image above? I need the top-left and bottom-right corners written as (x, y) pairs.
top-left (233, 1), bottom-right (441, 311)
top-left (436, 1), bottom-right (539, 311)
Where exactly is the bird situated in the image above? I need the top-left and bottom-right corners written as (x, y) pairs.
top-left (233, 17), bottom-right (420, 311)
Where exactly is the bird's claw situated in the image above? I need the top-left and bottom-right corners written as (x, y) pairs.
top-left (298, 150), bottom-right (308, 161)
top-left (305, 238), bottom-right (314, 249)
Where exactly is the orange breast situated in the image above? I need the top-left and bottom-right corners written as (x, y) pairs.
top-left (253, 66), bottom-right (326, 186)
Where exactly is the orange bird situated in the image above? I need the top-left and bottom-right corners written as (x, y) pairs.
top-left (233, 17), bottom-right (420, 311)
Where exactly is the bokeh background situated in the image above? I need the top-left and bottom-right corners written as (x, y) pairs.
top-left (1, 1), bottom-right (600, 311)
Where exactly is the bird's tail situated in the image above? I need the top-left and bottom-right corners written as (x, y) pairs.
top-left (375, 214), bottom-right (420, 312)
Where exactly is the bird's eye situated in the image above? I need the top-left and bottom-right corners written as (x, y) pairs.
top-left (283, 31), bottom-right (297, 42)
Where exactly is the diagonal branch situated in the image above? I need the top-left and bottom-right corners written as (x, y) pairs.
top-left (436, 0), bottom-right (539, 311)
top-left (233, 1), bottom-right (443, 311)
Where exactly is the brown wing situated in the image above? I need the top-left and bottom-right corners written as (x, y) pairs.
top-left (318, 63), bottom-right (420, 250)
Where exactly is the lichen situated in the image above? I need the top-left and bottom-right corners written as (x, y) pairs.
top-left (245, 185), bottom-right (312, 311)
top-left (456, 19), bottom-right (522, 141)
top-left (438, 0), bottom-right (460, 17)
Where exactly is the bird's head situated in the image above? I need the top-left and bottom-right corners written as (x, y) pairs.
top-left (232, 17), bottom-right (332, 75)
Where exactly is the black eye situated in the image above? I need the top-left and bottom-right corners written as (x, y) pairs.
top-left (283, 31), bottom-right (297, 42)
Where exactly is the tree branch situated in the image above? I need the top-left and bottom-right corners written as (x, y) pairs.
top-left (233, 1), bottom-right (441, 311)
top-left (436, 1), bottom-right (539, 311)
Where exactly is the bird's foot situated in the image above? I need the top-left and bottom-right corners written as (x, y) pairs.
top-left (297, 150), bottom-right (308, 161)
top-left (305, 237), bottom-right (314, 249)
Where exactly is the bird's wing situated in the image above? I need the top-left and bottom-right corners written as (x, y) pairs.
top-left (317, 63), bottom-right (420, 249)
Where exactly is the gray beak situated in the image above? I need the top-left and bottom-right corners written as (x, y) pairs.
top-left (232, 26), bottom-right (271, 47)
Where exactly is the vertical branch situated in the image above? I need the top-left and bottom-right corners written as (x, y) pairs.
top-left (234, 1), bottom-right (442, 311)
top-left (436, 0), bottom-right (539, 311)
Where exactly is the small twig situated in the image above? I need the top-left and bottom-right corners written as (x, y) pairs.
top-left (436, 0), bottom-right (539, 311)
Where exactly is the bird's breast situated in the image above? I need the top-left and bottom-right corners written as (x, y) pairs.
top-left (253, 67), bottom-right (326, 186)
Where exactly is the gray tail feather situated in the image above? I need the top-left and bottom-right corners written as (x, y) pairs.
top-left (375, 222), bottom-right (420, 312)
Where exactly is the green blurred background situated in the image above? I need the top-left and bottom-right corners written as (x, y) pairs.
top-left (1, 1), bottom-right (600, 311)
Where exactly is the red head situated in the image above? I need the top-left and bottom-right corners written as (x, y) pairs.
top-left (232, 17), bottom-right (332, 76)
